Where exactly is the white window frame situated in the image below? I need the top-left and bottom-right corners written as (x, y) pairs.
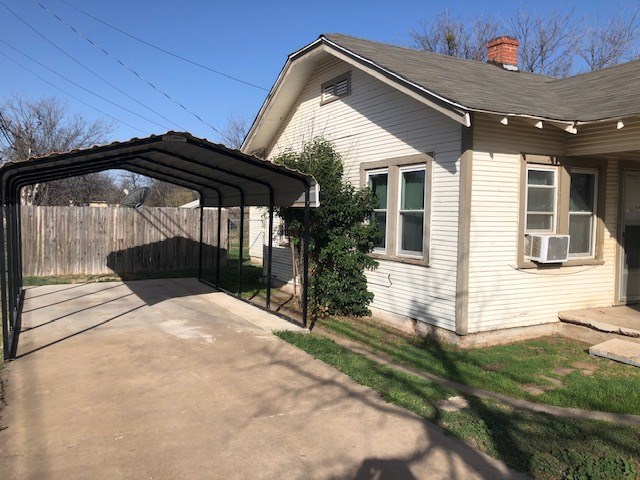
top-left (568, 168), bottom-right (598, 259)
top-left (396, 164), bottom-right (427, 258)
top-left (366, 168), bottom-right (389, 253)
top-left (525, 165), bottom-right (558, 234)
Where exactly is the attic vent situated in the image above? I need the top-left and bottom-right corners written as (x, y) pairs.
top-left (321, 72), bottom-right (351, 104)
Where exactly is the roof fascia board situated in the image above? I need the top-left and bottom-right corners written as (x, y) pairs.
top-left (242, 47), bottom-right (306, 154)
top-left (575, 114), bottom-right (639, 126)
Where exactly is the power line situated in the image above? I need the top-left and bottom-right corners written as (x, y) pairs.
top-left (54, 0), bottom-right (269, 92)
top-left (0, 0), bottom-right (185, 131)
top-left (0, 39), bottom-right (172, 131)
top-left (0, 50), bottom-right (149, 135)
top-left (34, 0), bottom-right (230, 140)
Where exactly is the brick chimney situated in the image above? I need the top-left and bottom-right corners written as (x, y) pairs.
top-left (486, 36), bottom-right (519, 70)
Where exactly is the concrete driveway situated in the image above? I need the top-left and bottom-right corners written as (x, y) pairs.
top-left (0, 278), bottom-right (523, 479)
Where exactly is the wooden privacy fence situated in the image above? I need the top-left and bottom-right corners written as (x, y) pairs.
top-left (21, 206), bottom-right (228, 276)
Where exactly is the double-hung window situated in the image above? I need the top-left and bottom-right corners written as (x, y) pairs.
top-left (568, 169), bottom-right (598, 258)
top-left (398, 166), bottom-right (426, 256)
top-left (361, 154), bottom-right (432, 265)
top-left (367, 169), bottom-right (389, 250)
top-left (525, 166), bottom-right (557, 234)
top-left (521, 156), bottom-right (603, 266)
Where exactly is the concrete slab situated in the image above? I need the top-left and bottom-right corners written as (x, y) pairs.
top-left (0, 279), bottom-right (524, 479)
top-left (589, 338), bottom-right (640, 368)
top-left (559, 305), bottom-right (640, 338)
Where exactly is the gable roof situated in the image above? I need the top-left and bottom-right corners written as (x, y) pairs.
top-left (244, 33), bottom-right (640, 153)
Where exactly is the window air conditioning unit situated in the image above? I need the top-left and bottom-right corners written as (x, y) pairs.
top-left (525, 234), bottom-right (570, 263)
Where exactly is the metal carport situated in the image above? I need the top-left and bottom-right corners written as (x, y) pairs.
top-left (0, 131), bottom-right (317, 359)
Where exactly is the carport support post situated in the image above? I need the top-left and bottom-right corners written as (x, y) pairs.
top-left (16, 200), bottom-right (23, 291)
top-left (216, 203), bottom-right (221, 287)
top-left (0, 202), bottom-right (9, 358)
top-left (266, 192), bottom-right (274, 309)
top-left (237, 196), bottom-right (245, 296)
top-left (302, 186), bottom-right (310, 328)
top-left (198, 199), bottom-right (204, 280)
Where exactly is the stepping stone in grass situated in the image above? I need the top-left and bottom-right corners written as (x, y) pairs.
top-left (438, 395), bottom-right (469, 412)
top-left (571, 361), bottom-right (598, 376)
top-left (539, 375), bottom-right (565, 387)
top-left (552, 367), bottom-right (574, 376)
top-left (522, 384), bottom-right (552, 396)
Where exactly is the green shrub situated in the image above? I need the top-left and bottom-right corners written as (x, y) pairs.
top-left (274, 139), bottom-right (379, 326)
top-left (559, 450), bottom-right (638, 480)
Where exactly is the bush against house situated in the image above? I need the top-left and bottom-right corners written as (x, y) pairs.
top-left (274, 138), bottom-right (379, 324)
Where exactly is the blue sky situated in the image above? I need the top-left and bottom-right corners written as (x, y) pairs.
top-left (0, 0), bottom-right (636, 143)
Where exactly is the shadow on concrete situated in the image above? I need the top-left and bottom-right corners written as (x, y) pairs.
top-left (352, 458), bottom-right (418, 480)
top-left (22, 283), bottom-right (125, 314)
top-left (16, 303), bottom-right (147, 359)
top-left (232, 339), bottom-right (523, 480)
top-left (3, 279), bottom-right (526, 479)
top-left (17, 280), bottom-right (217, 358)
top-left (24, 282), bottom-right (90, 300)
top-left (21, 292), bottom-right (137, 332)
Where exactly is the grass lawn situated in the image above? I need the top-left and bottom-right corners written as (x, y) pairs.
top-left (276, 331), bottom-right (640, 480)
top-left (320, 315), bottom-right (640, 416)
top-left (23, 258), bottom-right (266, 300)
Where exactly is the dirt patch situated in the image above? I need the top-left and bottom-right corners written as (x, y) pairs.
top-left (539, 375), bottom-right (565, 387)
top-left (552, 367), bottom-right (575, 376)
top-left (481, 362), bottom-right (507, 372)
top-left (572, 361), bottom-right (599, 376)
top-left (523, 384), bottom-right (553, 396)
top-left (524, 345), bottom-right (546, 354)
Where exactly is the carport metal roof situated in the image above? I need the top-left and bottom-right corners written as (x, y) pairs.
top-left (0, 132), bottom-right (317, 207)
top-left (1, 132), bottom-right (316, 360)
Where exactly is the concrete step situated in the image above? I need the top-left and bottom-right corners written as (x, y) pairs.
top-left (589, 338), bottom-right (640, 368)
top-left (559, 306), bottom-right (640, 338)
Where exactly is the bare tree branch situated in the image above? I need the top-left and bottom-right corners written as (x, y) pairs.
top-left (409, 9), bottom-right (499, 61)
top-left (577, 9), bottom-right (640, 71)
top-left (0, 95), bottom-right (116, 205)
top-left (509, 7), bottom-right (576, 77)
top-left (407, 6), bottom-right (640, 76)
top-left (220, 114), bottom-right (250, 149)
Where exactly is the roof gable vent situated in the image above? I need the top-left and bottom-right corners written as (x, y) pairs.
top-left (321, 72), bottom-right (351, 104)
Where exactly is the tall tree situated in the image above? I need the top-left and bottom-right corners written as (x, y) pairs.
top-left (577, 11), bottom-right (640, 70)
top-left (145, 179), bottom-right (197, 207)
top-left (410, 9), bottom-right (499, 61)
top-left (220, 114), bottom-right (250, 149)
top-left (0, 95), bottom-right (115, 205)
top-left (116, 171), bottom-right (197, 207)
top-left (409, 7), bottom-right (639, 76)
top-left (510, 7), bottom-right (576, 77)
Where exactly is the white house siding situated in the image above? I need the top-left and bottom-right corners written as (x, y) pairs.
top-left (249, 207), bottom-right (264, 262)
top-left (467, 114), bottom-right (618, 333)
top-left (254, 56), bottom-right (463, 330)
top-left (248, 207), bottom-right (295, 284)
top-left (566, 118), bottom-right (640, 156)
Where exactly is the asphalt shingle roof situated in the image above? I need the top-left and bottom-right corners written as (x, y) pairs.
top-left (322, 33), bottom-right (640, 122)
